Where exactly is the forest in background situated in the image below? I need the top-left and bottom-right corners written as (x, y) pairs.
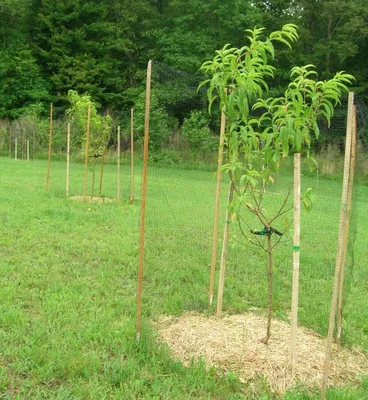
top-left (0, 0), bottom-right (367, 152)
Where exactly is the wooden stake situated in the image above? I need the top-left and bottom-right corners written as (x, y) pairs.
top-left (46, 103), bottom-right (53, 190)
top-left (32, 129), bottom-right (35, 160)
top-left (66, 122), bottom-right (70, 197)
top-left (117, 126), bottom-right (121, 204)
top-left (26, 140), bottom-right (29, 161)
top-left (99, 151), bottom-right (106, 196)
top-left (129, 108), bottom-right (135, 203)
top-left (9, 128), bottom-right (11, 159)
top-left (23, 131), bottom-right (26, 160)
top-left (99, 110), bottom-right (109, 196)
top-left (209, 100), bottom-right (226, 307)
top-left (83, 103), bottom-right (91, 199)
top-left (290, 152), bottom-right (301, 374)
top-left (336, 104), bottom-right (357, 344)
top-left (321, 92), bottom-right (354, 399)
top-left (15, 137), bottom-right (17, 160)
top-left (216, 183), bottom-right (234, 318)
top-left (136, 60), bottom-right (152, 342)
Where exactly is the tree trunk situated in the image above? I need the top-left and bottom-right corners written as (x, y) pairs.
top-left (261, 233), bottom-right (273, 344)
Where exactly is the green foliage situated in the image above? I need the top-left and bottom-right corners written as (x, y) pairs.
top-left (0, 47), bottom-right (49, 118)
top-left (66, 90), bottom-right (111, 157)
top-left (254, 65), bottom-right (354, 156)
top-left (154, 0), bottom-right (262, 71)
top-left (201, 26), bottom-right (354, 201)
top-left (1, 0), bottom-right (367, 119)
top-left (134, 91), bottom-right (171, 152)
top-left (199, 25), bottom-right (299, 119)
top-left (181, 110), bottom-right (215, 150)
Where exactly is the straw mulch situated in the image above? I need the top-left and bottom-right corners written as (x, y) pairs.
top-left (154, 312), bottom-right (368, 394)
top-left (69, 195), bottom-right (114, 204)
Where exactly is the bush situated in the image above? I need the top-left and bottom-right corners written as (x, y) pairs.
top-left (134, 91), bottom-right (171, 151)
top-left (182, 110), bottom-right (217, 151)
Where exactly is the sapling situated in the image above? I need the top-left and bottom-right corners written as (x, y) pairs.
top-left (66, 90), bottom-right (111, 197)
top-left (200, 26), bottom-right (353, 343)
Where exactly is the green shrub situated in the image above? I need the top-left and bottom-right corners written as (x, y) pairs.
top-left (181, 110), bottom-right (211, 150)
top-left (134, 91), bottom-right (171, 151)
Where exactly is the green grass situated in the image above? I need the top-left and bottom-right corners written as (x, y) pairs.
top-left (0, 156), bottom-right (367, 399)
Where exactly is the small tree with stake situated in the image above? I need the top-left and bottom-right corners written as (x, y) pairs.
top-left (200, 25), bottom-right (353, 344)
top-left (67, 90), bottom-right (111, 197)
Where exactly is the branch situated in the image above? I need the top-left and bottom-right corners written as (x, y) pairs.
top-left (269, 180), bottom-right (293, 225)
top-left (272, 218), bottom-right (293, 250)
top-left (238, 214), bottom-right (268, 252)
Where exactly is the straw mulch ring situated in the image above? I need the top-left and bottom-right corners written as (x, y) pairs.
top-left (69, 195), bottom-right (114, 204)
top-left (154, 312), bottom-right (368, 394)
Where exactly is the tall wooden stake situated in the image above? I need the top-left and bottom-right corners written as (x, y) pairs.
top-left (32, 129), bottom-right (35, 160)
top-left (216, 183), bottom-right (234, 318)
top-left (209, 100), bottom-right (226, 307)
top-left (23, 131), bottom-right (26, 160)
top-left (321, 92), bottom-right (354, 399)
top-left (136, 60), bottom-right (152, 342)
top-left (99, 110), bottom-right (109, 196)
top-left (129, 108), bottom-right (135, 203)
top-left (15, 137), bottom-right (17, 160)
top-left (83, 103), bottom-right (91, 199)
top-left (66, 122), bottom-right (71, 197)
top-left (46, 103), bottom-right (53, 190)
top-left (117, 126), bottom-right (121, 204)
top-left (290, 152), bottom-right (301, 374)
top-left (9, 129), bottom-right (11, 158)
top-left (26, 140), bottom-right (29, 161)
top-left (99, 151), bottom-right (106, 196)
top-left (337, 104), bottom-right (357, 344)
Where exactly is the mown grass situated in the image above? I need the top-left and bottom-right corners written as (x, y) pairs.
top-left (0, 156), bottom-right (367, 399)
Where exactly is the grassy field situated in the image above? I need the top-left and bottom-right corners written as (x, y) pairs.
top-left (0, 156), bottom-right (367, 399)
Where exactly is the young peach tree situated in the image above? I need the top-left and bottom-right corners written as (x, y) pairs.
top-left (67, 90), bottom-right (111, 197)
top-left (200, 25), bottom-right (353, 343)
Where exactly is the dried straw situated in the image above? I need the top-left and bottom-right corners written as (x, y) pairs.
top-left (154, 312), bottom-right (368, 394)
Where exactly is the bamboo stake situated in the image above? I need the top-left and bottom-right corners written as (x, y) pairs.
top-left (66, 122), bottom-right (70, 197)
top-left (336, 104), bottom-right (357, 345)
top-left (32, 129), bottom-right (35, 160)
top-left (99, 110), bottom-right (109, 196)
top-left (289, 152), bottom-right (301, 374)
top-left (216, 183), bottom-right (234, 318)
top-left (99, 151), bottom-right (106, 196)
top-left (23, 131), bottom-right (26, 160)
top-left (209, 100), bottom-right (226, 307)
top-left (46, 103), bottom-right (53, 190)
top-left (14, 137), bottom-right (17, 160)
top-left (136, 60), bottom-right (152, 342)
top-left (26, 140), bottom-right (29, 161)
top-left (117, 126), bottom-right (121, 204)
top-left (83, 103), bottom-right (91, 199)
top-left (9, 129), bottom-right (11, 158)
top-left (321, 92), bottom-right (354, 399)
top-left (129, 107), bottom-right (135, 203)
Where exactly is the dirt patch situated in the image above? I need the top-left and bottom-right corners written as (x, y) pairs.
top-left (154, 312), bottom-right (368, 394)
top-left (69, 195), bottom-right (114, 204)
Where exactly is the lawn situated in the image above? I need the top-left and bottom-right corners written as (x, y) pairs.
top-left (0, 156), bottom-right (367, 399)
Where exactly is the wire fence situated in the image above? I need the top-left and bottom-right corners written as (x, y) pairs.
top-left (0, 58), bottom-right (367, 393)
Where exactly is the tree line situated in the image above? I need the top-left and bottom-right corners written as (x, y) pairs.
top-left (0, 0), bottom-right (367, 120)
